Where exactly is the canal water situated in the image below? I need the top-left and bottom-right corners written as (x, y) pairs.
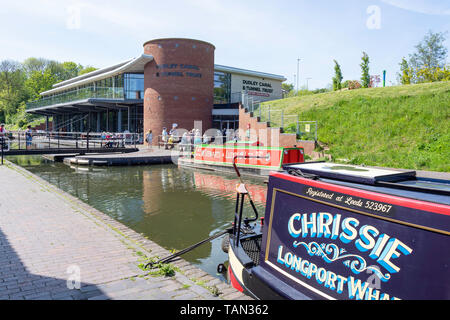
top-left (7, 155), bottom-right (267, 281)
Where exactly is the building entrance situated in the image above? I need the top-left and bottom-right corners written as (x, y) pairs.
top-left (220, 120), bottom-right (238, 131)
top-left (212, 116), bottom-right (239, 133)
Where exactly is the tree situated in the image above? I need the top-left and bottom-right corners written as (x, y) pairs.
top-left (22, 57), bottom-right (49, 76)
top-left (398, 57), bottom-right (412, 85)
top-left (60, 62), bottom-right (82, 80)
top-left (370, 75), bottom-right (381, 88)
top-left (0, 57), bottom-right (97, 127)
top-left (416, 65), bottom-right (450, 83)
top-left (79, 66), bottom-right (97, 75)
top-left (409, 30), bottom-right (448, 70)
top-left (398, 31), bottom-right (449, 85)
top-left (348, 80), bottom-right (362, 90)
top-left (360, 52), bottom-right (370, 88)
top-left (282, 83), bottom-right (294, 93)
top-left (25, 69), bottom-right (57, 100)
top-left (0, 60), bottom-right (27, 123)
top-left (332, 60), bottom-right (343, 91)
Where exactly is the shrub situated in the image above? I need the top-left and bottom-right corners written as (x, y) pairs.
top-left (348, 80), bottom-right (362, 90)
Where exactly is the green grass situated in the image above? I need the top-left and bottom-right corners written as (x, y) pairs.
top-left (262, 81), bottom-right (450, 172)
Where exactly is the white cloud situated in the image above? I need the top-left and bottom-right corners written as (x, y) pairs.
top-left (380, 0), bottom-right (450, 16)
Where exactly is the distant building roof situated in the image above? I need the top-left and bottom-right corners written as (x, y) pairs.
top-left (214, 64), bottom-right (286, 81)
top-left (41, 55), bottom-right (286, 96)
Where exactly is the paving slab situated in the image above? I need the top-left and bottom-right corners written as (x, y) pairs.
top-left (0, 160), bottom-right (250, 300)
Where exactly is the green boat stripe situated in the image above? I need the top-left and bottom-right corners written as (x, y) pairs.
top-left (196, 144), bottom-right (302, 151)
top-left (193, 159), bottom-right (281, 169)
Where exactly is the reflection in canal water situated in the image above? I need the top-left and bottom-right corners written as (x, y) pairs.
top-left (7, 155), bottom-right (267, 280)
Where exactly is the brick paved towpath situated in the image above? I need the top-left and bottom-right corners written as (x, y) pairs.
top-left (0, 161), bottom-right (250, 300)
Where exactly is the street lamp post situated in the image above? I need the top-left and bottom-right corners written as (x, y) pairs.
top-left (306, 77), bottom-right (312, 91)
top-left (293, 74), bottom-right (296, 94)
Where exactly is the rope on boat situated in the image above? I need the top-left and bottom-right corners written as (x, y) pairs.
top-left (144, 227), bottom-right (233, 269)
top-left (145, 156), bottom-right (261, 270)
top-left (232, 155), bottom-right (259, 225)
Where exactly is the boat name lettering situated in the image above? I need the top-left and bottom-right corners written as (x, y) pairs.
top-left (276, 245), bottom-right (401, 300)
top-left (198, 148), bottom-right (271, 162)
top-left (287, 212), bottom-right (413, 275)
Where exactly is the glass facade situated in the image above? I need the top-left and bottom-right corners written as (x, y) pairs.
top-left (213, 71), bottom-right (231, 104)
top-left (26, 73), bottom-right (145, 110)
top-left (27, 72), bottom-right (145, 135)
top-left (52, 106), bottom-right (143, 134)
top-left (124, 73), bottom-right (144, 100)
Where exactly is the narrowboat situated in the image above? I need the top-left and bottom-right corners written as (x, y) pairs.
top-left (226, 161), bottom-right (450, 300)
top-left (178, 142), bottom-right (305, 177)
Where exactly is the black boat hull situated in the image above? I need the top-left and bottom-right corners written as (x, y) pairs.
top-left (227, 164), bottom-right (450, 300)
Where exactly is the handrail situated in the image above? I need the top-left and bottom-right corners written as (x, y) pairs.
top-left (232, 155), bottom-right (260, 247)
top-left (239, 91), bottom-right (318, 141)
top-left (2, 130), bottom-right (141, 151)
top-left (26, 86), bottom-right (126, 110)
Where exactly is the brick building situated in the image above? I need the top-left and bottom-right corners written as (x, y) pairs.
top-left (26, 38), bottom-right (286, 143)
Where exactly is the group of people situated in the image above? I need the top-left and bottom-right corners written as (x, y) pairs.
top-left (144, 125), bottom-right (179, 150)
top-left (153, 124), bottom-right (180, 150)
top-left (100, 131), bottom-right (129, 148)
top-left (179, 129), bottom-right (205, 152)
top-left (144, 123), bottom-right (242, 154)
top-left (0, 124), bottom-right (33, 149)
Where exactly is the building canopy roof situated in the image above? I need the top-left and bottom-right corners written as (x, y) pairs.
top-left (41, 54), bottom-right (286, 97)
top-left (41, 54), bottom-right (154, 96)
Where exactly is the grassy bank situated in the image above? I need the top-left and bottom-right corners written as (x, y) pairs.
top-left (263, 81), bottom-right (450, 172)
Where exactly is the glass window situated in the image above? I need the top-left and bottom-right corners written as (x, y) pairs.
top-left (124, 73), bottom-right (144, 100)
top-left (214, 71), bottom-right (231, 104)
top-left (27, 74), bottom-right (129, 110)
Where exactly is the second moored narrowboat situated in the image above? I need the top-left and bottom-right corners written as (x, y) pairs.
top-left (178, 143), bottom-right (305, 177)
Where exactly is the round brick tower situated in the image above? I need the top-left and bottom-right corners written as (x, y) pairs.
top-left (143, 38), bottom-right (215, 145)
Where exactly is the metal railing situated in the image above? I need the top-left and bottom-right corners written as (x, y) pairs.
top-left (240, 92), bottom-right (318, 141)
top-left (154, 132), bottom-right (250, 158)
top-left (156, 134), bottom-right (230, 150)
top-left (26, 86), bottom-right (126, 110)
top-left (1, 131), bottom-right (141, 152)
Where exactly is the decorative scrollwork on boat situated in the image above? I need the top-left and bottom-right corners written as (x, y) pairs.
top-left (293, 241), bottom-right (391, 282)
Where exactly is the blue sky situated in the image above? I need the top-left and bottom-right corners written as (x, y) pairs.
top-left (0, 0), bottom-right (449, 89)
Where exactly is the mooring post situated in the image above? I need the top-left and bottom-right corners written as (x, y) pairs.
top-left (315, 121), bottom-right (318, 142)
top-left (1, 136), bottom-right (4, 165)
top-left (86, 130), bottom-right (90, 151)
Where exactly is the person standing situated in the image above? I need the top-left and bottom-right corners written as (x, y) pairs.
top-left (25, 125), bottom-right (33, 149)
top-left (180, 132), bottom-right (188, 153)
top-left (162, 127), bottom-right (168, 149)
top-left (145, 129), bottom-right (153, 148)
top-left (225, 128), bottom-right (231, 143)
top-left (245, 123), bottom-right (251, 141)
top-left (0, 124), bottom-right (5, 154)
